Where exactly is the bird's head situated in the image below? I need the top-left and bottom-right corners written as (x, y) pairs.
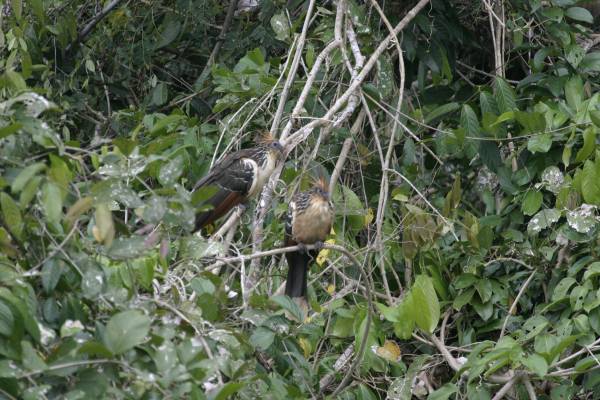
top-left (257, 131), bottom-right (284, 160)
top-left (312, 175), bottom-right (330, 200)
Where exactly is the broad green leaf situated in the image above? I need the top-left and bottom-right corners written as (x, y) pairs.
top-left (565, 7), bottom-right (593, 23)
top-left (11, 0), bottom-right (22, 19)
top-left (425, 102), bottom-right (459, 124)
top-left (565, 75), bottom-right (584, 112)
top-left (0, 287), bottom-right (40, 343)
top-left (158, 155), bottom-right (184, 186)
top-left (41, 259), bottom-right (63, 293)
top-left (521, 353), bottom-right (548, 378)
top-left (0, 300), bottom-right (14, 336)
top-left (103, 310), bottom-right (151, 355)
top-left (514, 111), bottom-right (545, 133)
top-left (583, 262), bottom-right (600, 281)
top-left (154, 19), bottom-right (181, 49)
top-left (527, 208), bottom-right (561, 235)
top-left (582, 159), bottom-right (600, 205)
top-left (494, 77), bottom-right (516, 113)
top-left (151, 83), bottom-right (168, 106)
top-left (270, 12), bottom-right (290, 41)
top-left (522, 190), bottom-right (543, 216)
top-left (214, 382), bottom-right (246, 400)
top-left (41, 182), bottom-right (62, 225)
top-left (590, 110), bottom-right (600, 127)
top-left (21, 340), bottom-right (46, 372)
top-left (0, 193), bottom-right (23, 240)
top-left (387, 355), bottom-right (428, 400)
top-left (409, 275), bottom-right (440, 333)
top-left (460, 104), bottom-right (480, 137)
top-left (271, 295), bottom-right (303, 322)
top-left (527, 133), bottom-right (552, 153)
top-left (552, 277), bottom-right (577, 301)
top-left (427, 384), bottom-right (458, 400)
top-left (393, 299), bottom-right (415, 340)
top-left (575, 127), bottom-right (596, 163)
top-left (250, 327), bottom-right (275, 350)
top-left (11, 162), bottom-right (46, 193)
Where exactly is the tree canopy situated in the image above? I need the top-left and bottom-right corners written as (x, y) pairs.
top-left (2, 0), bottom-right (600, 398)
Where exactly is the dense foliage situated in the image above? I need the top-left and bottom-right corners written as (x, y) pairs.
top-left (3, 0), bottom-right (600, 398)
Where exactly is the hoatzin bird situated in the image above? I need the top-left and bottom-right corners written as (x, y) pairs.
top-left (192, 135), bottom-right (284, 232)
top-left (284, 175), bottom-right (334, 309)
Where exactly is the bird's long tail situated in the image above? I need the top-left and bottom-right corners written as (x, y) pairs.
top-left (285, 250), bottom-right (314, 298)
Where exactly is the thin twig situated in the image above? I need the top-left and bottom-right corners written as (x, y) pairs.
top-left (197, 0), bottom-right (238, 86)
top-left (67, 0), bottom-right (124, 51)
top-left (329, 138), bottom-right (353, 195)
top-left (500, 269), bottom-right (536, 338)
top-left (523, 377), bottom-right (537, 400)
top-left (491, 373), bottom-right (520, 400)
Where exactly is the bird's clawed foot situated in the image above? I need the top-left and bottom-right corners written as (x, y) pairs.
top-left (313, 241), bottom-right (325, 251)
top-left (297, 243), bottom-right (308, 253)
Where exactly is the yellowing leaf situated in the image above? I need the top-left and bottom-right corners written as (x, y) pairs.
top-left (298, 337), bottom-right (311, 358)
top-left (374, 340), bottom-right (402, 362)
top-left (94, 204), bottom-right (115, 246)
top-left (326, 284), bottom-right (335, 295)
top-left (316, 238), bottom-right (336, 266)
top-left (364, 208), bottom-right (374, 226)
top-left (65, 197), bottom-right (93, 226)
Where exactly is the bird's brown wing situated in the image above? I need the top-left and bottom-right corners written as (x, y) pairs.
top-left (193, 149), bottom-right (259, 231)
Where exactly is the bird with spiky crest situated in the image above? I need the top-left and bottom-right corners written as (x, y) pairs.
top-left (284, 172), bottom-right (334, 312)
top-left (192, 132), bottom-right (284, 232)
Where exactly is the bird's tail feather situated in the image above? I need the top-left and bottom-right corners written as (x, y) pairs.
top-left (285, 251), bottom-right (314, 298)
top-left (195, 189), bottom-right (242, 231)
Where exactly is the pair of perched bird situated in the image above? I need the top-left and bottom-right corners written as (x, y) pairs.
top-left (192, 135), bottom-right (334, 307)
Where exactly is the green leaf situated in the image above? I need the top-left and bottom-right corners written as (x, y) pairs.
top-left (154, 19), bottom-right (181, 50)
top-left (0, 300), bottom-right (14, 337)
top-left (103, 310), bottom-right (151, 355)
top-left (514, 111), bottom-right (545, 133)
top-left (590, 110), bottom-right (600, 128)
top-left (0, 193), bottom-right (23, 240)
top-left (494, 77), bottom-right (517, 113)
top-left (41, 182), bottom-right (63, 225)
top-left (565, 7), bottom-right (593, 23)
top-left (250, 327), bottom-right (275, 350)
top-left (41, 259), bottom-right (63, 293)
top-left (11, 162), bottom-right (46, 193)
top-left (19, 175), bottom-right (42, 208)
top-left (565, 75), bottom-right (584, 112)
top-left (552, 277), bottom-right (577, 301)
top-left (522, 190), bottom-right (543, 216)
top-left (387, 355), bottom-right (428, 400)
top-left (425, 102), bottom-right (459, 124)
top-left (527, 208), bottom-right (561, 235)
top-left (0, 287), bottom-right (40, 343)
top-left (527, 133), bottom-right (552, 153)
top-left (11, 0), bottom-right (22, 19)
top-left (460, 104), bottom-right (480, 137)
top-left (427, 383), bottom-right (458, 400)
top-left (151, 83), bottom-right (168, 106)
top-left (271, 295), bottom-right (303, 322)
top-left (21, 340), bottom-right (46, 372)
top-left (521, 353), bottom-right (548, 378)
top-left (214, 382), bottom-right (246, 400)
top-left (582, 159), bottom-right (600, 205)
top-left (409, 275), bottom-right (440, 333)
top-left (158, 155), bottom-right (184, 186)
top-left (270, 12), bottom-right (290, 41)
top-left (575, 127), bottom-right (596, 163)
